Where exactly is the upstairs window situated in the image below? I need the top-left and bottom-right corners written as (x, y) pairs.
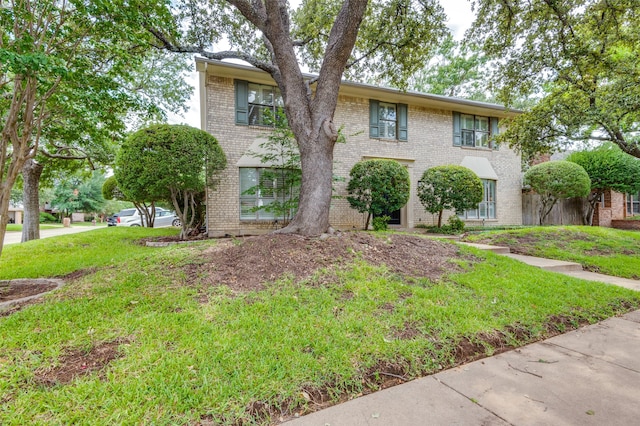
top-left (369, 100), bottom-right (408, 141)
top-left (235, 80), bottom-right (283, 126)
top-left (453, 112), bottom-right (499, 149)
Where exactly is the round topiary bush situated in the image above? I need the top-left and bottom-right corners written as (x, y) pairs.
top-left (347, 159), bottom-right (410, 230)
top-left (524, 160), bottom-right (590, 225)
top-left (417, 165), bottom-right (483, 228)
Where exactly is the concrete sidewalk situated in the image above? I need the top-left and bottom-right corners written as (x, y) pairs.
top-left (3, 226), bottom-right (102, 246)
top-left (288, 243), bottom-right (640, 425)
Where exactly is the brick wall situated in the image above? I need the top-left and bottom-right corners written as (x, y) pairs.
top-left (593, 190), bottom-right (626, 227)
top-left (204, 73), bottom-right (523, 236)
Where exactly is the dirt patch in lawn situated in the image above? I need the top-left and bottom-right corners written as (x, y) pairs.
top-left (0, 281), bottom-right (58, 302)
top-left (35, 338), bottom-right (131, 386)
top-left (186, 232), bottom-right (466, 295)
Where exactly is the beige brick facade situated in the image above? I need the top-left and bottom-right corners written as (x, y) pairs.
top-left (198, 59), bottom-right (523, 236)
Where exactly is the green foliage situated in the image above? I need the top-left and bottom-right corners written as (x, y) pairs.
top-left (245, 109), bottom-right (301, 226)
top-left (39, 212), bottom-right (58, 223)
top-left (372, 215), bottom-right (390, 231)
top-left (410, 34), bottom-right (491, 100)
top-left (347, 160), bottom-right (410, 230)
top-left (447, 215), bottom-right (465, 233)
top-left (417, 165), bottom-right (483, 228)
top-left (51, 171), bottom-right (106, 217)
top-left (415, 214), bottom-right (467, 235)
top-left (524, 161), bottom-right (591, 225)
top-left (567, 143), bottom-right (640, 224)
top-left (115, 124), bottom-right (226, 238)
top-left (472, 0), bottom-right (640, 159)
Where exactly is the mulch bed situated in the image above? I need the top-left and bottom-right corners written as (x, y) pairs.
top-left (186, 232), bottom-right (466, 294)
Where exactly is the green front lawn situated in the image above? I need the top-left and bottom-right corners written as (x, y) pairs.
top-left (463, 226), bottom-right (640, 279)
top-left (6, 222), bottom-right (109, 233)
top-left (0, 228), bottom-right (638, 424)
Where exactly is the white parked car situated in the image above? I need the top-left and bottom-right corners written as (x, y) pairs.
top-left (114, 208), bottom-right (180, 227)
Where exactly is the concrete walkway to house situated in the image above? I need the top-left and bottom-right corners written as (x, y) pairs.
top-left (3, 226), bottom-right (102, 246)
top-left (288, 243), bottom-right (640, 425)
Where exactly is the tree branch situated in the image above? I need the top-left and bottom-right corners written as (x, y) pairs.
top-left (146, 26), bottom-right (276, 74)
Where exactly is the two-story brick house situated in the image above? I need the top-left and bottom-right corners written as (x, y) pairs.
top-left (197, 58), bottom-right (522, 237)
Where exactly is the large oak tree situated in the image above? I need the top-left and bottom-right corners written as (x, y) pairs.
top-left (151, 0), bottom-right (448, 236)
top-left (470, 0), bottom-right (640, 161)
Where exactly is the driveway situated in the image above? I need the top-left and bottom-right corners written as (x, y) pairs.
top-left (3, 226), bottom-right (102, 246)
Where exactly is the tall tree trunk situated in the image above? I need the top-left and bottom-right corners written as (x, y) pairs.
top-left (277, 124), bottom-right (336, 235)
top-left (21, 159), bottom-right (44, 242)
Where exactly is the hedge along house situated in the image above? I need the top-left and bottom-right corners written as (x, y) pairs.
top-left (197, 59), bottom-right (522, 237)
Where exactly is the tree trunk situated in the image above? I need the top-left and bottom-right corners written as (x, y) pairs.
top-left (277, 126), bottom-right (336, 236)
top-left (437, 210), bottom-right (443, 228)
top-left (21, 159), bottom-right (44, 242)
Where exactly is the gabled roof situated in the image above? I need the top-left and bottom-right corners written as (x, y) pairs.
top-left (196, 57), bottom-right (520, 118)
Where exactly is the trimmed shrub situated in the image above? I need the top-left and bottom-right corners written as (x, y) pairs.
top-left (524, 161), bottom-right (590, 225)
top-left (417, 165), bottom-right (483, 227)
top-left (347, 159), bottom-right (410, 230)
top-left (39, 212), bottom-right (58, 223)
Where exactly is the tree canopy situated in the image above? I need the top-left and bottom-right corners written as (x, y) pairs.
top-left (524, 161), bottom-right (591, 225)
top-left (471, 0), bottom-right (640, 160)
top-left (149, 0), bottom-right (449, 236)
top-left (417, 165), bottom-right (483, 228)
top-left (567, 143), bottom-right (640, 225)
top-left (0, 0), bottom-right (183, 256)
top-left (115, 124), bottom-right (226, 239)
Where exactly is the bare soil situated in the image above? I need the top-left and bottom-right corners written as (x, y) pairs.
top-left (0, 282), bottom-right (57, 302)
top-left (184, 232), bottom-right (466, 295)
top-left (34, 338), bottom-right (131, 385)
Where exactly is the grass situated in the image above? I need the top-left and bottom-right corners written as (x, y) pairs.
top-left (464, 226), bottom-right (640, 279)
top-left (6, 222), bottom-right (108, 233)
top-left (0, 228), bottom-right (639, 424)
top-left (0, 227), bottom-right (178, 279)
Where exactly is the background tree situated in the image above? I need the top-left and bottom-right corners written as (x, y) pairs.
top-left (116, 124), bottom-right (226, 239)
top-left (150, 0), bottom-right (449, 236)
top-left (0, 0), bottom-right (178, 256)
top-left (567, 144), bottom-right (640, 225)
top-left (51, 171), bottom-right (106, 220)
top-left (346, 159), bottom-right (410, 230)
top-left (471, 0), bottom-right (640, 160)
top-left (417, 165), bottom-right (483, 228)
top-left (409, 34), bottom-right (491, 101)
top-left (524, 161), bottom-right (591, 225)
top-left (18, 40), bottom-right (193, 243)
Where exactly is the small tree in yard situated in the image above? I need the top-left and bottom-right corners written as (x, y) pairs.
top-left (116, 124), bottom-right (226, 239)
top-left (567, 144), bottom-right (640, 226)
top-left (524, 161), bottom-right (591, 225)
top-left (245, 109), bottom-right (301, 227)
top-left (347, 160), bottom-right (410, 230)
top-left (417, 165), bottom-right (483, 228)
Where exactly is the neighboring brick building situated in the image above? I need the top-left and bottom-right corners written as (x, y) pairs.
top-left (196, 59), bottom-right (523, 237)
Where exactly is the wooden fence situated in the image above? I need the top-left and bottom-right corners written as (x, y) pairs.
top-left (522, 192), bottom-right (586, 225)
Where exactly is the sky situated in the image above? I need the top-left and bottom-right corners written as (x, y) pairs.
top-left (167, 0), bottom-right (475, 128)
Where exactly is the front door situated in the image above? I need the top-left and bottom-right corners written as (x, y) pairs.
top-left (386, 208), bottom-right (401, 225)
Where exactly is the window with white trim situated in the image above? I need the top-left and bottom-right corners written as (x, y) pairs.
top-left (453, 112), bottom-right (499, 149)
top-left (369, 100), bottom-right (408, 141)
top-left (627, 192), bottom-right (640, 216)
top-left (460, 179), bottom-right (496, 219)
top-left (235, 80), bottom-right (283, 126)
top-left (240, 168), bottom-right (298, 220)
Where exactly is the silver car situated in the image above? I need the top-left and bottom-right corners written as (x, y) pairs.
top-left (115, 208), bottom-right (180, 227)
